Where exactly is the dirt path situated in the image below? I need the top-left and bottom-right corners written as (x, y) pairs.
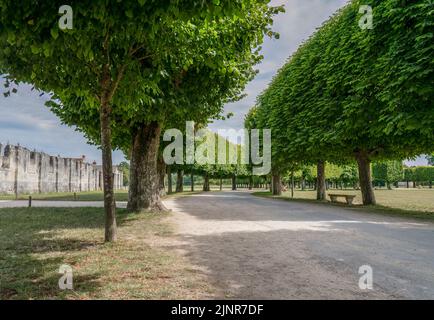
top-left (164, 191), bottom-right (434, 299)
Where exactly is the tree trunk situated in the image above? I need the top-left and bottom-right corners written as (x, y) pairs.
top-left (157, 155), bottom-right (166, 197)
top-left (355, 151), bottom-right (376, 205)
top-left (316, 160), bottom-right (326, 201)
top-left (291, 170), bottom-right (295, 198)
top-left (272, 173), bottom-right (282, 196)
top-left (127, 122), bottom-right (167, 212)
top-left (232, 174), bottom-right (237, 191)
top-left (220, 177), bottom-right (223, 191)
top-left (176, 169), bottom-right (184, 193)
top-left (191, 172), bottom-right (194, 192)
top-left (100, 99), bottom-right (117, 242)
top-left (249, 176), bottom-right (253, 190)
top-left (167, 166), bottom-right (173, 194)
top-left (203, 173), bottom-right (210, 191)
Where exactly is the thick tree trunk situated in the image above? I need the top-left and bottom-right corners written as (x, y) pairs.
top-left (176, 169), bottom-right (184, 193)
top-left (191, 172), bottom-right (194, 192)
top-left (316, 160), bottom-right (326, 201)
top-left (232, 174), bottom-right (237, 191)
top-left (100, 100), bottom-right (117, 242)
top-left (272, 173), bottom-right (282, 196)
top-left (127, 122), bottom-right (167, 212)
top-left (220, 177), bottom-right (223, 191)
top-left (157, 155), bottom-right (166, 197)
top-left (203, 173), bottom-right (210, 192)
top-left (355, 151), bottom-right (376, 205)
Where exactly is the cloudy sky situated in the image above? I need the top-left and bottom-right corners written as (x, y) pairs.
top-left (0, 0), bottom-right (427, 166)
top-left (210, 0), bottom-right (349, 132)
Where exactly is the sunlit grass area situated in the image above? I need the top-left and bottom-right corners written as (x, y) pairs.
top-left (0, 190), bottom-right (129, 202)
top-left (0, 187), bottom-right (229, 201)
top-left (254, 188), bottom-right (434, 221)
top-left (0, 207), bottom-right (211, 300)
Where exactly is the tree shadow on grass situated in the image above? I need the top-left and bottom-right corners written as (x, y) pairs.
top-left (0, 207), bottom-right (135, 299)
top-left (0, 252), bottom-right (105, 300)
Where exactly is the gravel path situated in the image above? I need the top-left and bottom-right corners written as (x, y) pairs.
top-left (164, 191), bottom-right (434, 299)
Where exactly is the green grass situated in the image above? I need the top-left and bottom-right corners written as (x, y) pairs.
top-left (0, 206), bottom-right (211, 300)
top-left (253, 188), bottom-right (434, 221)
top-left (0, 189), bottom-right (207, 202)
top-left (0, 190), bottom-right (129, 202)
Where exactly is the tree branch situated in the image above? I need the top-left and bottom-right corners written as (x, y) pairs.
top-left (108, 64), bottom-right (127, 102)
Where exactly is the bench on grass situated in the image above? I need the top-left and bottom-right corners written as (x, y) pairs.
top-left (329, 194), bottom-right (356, 205)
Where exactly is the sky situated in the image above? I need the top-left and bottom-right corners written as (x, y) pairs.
top-left (0, 0), bottom-right (428, 166)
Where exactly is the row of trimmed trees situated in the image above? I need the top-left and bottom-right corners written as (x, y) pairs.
top-left (404, 167), bottom-right (434, 188)
top-left (162, 129), bottom-right (251, 192)
top-left (244, 0), bottom-right (434, 205)
top-left (161, 161), bottom-right (434, 194)
top-left (0, 0), bottom-right (282, 241)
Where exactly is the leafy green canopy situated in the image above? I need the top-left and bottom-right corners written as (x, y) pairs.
top-left (372, 160), bottom-right (404, 184)
top-left (0, 1), bottom-right (282, 157)
top-left (43, 4), bottom-right (281, 155)
top-left (246, 0), bottom-right (434, 173)
top-left (169, 130), bottom-right (250, 178)
top-left (404, 166), bottom-right (434, 183)
top-left (0, 0), bottom-right (276, 111)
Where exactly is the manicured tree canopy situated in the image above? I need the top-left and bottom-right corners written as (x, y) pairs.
top-left (0, 0), bottom-right (281, 241)
top-left (246, 0), bottom-right (434, 204)
top-left (185, 131), bottom-right (250, 191)
top-left (404, 166), bottom-right (434, 186)
top-left (372, 161), bottom-right (404, 188)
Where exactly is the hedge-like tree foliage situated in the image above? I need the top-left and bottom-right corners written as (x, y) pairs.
top-left (404, 166), bottom-right (434, 184)
top-left (372, 160), bottom-right (404, 188)
top-left (246, 0), bottom-right (434, 204)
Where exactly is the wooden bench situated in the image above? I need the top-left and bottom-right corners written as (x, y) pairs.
top-left (329, 194), bottom-right (356, 205)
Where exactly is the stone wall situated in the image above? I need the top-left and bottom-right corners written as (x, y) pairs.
top-left (0, 144), bottom-right (123, 195)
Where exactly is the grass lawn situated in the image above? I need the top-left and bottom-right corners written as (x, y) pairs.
top-left (0, 206), bottom-right (211, 300)
top-left (0, 190), bottom-right (129, 202)
top-left (0, 189), bottom-right (216, 202)
top-left (254, 188), bottom-right (434, 221)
